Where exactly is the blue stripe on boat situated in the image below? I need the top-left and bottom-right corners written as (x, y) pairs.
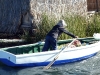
top-left (0, 53), bottom-right (97, 67)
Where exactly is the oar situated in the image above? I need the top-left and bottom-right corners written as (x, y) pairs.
top-left (43, 38), bottom-right (77, 70)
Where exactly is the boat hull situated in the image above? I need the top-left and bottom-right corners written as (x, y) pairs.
top-left (0, 52), bottom-right (97, 67)
top-left (0, 37), bottom-right (100, 67)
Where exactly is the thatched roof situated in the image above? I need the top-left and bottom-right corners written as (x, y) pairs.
top-left (0, 0), bottom-right (33, 34)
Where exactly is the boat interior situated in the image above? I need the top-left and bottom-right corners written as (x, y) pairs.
top-left (1, 37), bottom-right (100, 55)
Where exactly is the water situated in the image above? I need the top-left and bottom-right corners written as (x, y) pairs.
top-left (0, 52), bottom-right (100, 75)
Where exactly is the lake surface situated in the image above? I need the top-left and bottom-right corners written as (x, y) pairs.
top-left (0, 52), bottom-right (100, 75)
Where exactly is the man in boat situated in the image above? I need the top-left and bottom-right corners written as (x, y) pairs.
top-left (42, 20), bottom-right (78, 51)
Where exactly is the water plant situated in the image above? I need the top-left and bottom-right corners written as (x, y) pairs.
top-left (21, 13), bottom-right (100, 42)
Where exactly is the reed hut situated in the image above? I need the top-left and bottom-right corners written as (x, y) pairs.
top-left (0, 0), bottom-right (87, 37)
top-left (0, 0), bottom-right (36, 37)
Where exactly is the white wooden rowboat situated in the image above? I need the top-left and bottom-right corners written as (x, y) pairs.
top-left (0, 34), bottom-right (100, 67)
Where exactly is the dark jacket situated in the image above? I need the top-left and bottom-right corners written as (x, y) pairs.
top-left (47, 24), bottom-right (76, 39)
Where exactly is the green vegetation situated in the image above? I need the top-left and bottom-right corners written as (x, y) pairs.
top-left (1, 13), bottom-right (100, 48)
top-left (20, 29), bottom-right (33, 43)
top-left (22, 13), bottom-right (100, 42)
top-left (35, 14), bottom-right (57, 41)
top-left (60, 15), bottom-right (87, 39)
top-left (86, 14), bottom-right (100, 36)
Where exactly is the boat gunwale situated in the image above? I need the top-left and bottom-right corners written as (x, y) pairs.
top-left (1, 37), bottom-right (99, 56)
